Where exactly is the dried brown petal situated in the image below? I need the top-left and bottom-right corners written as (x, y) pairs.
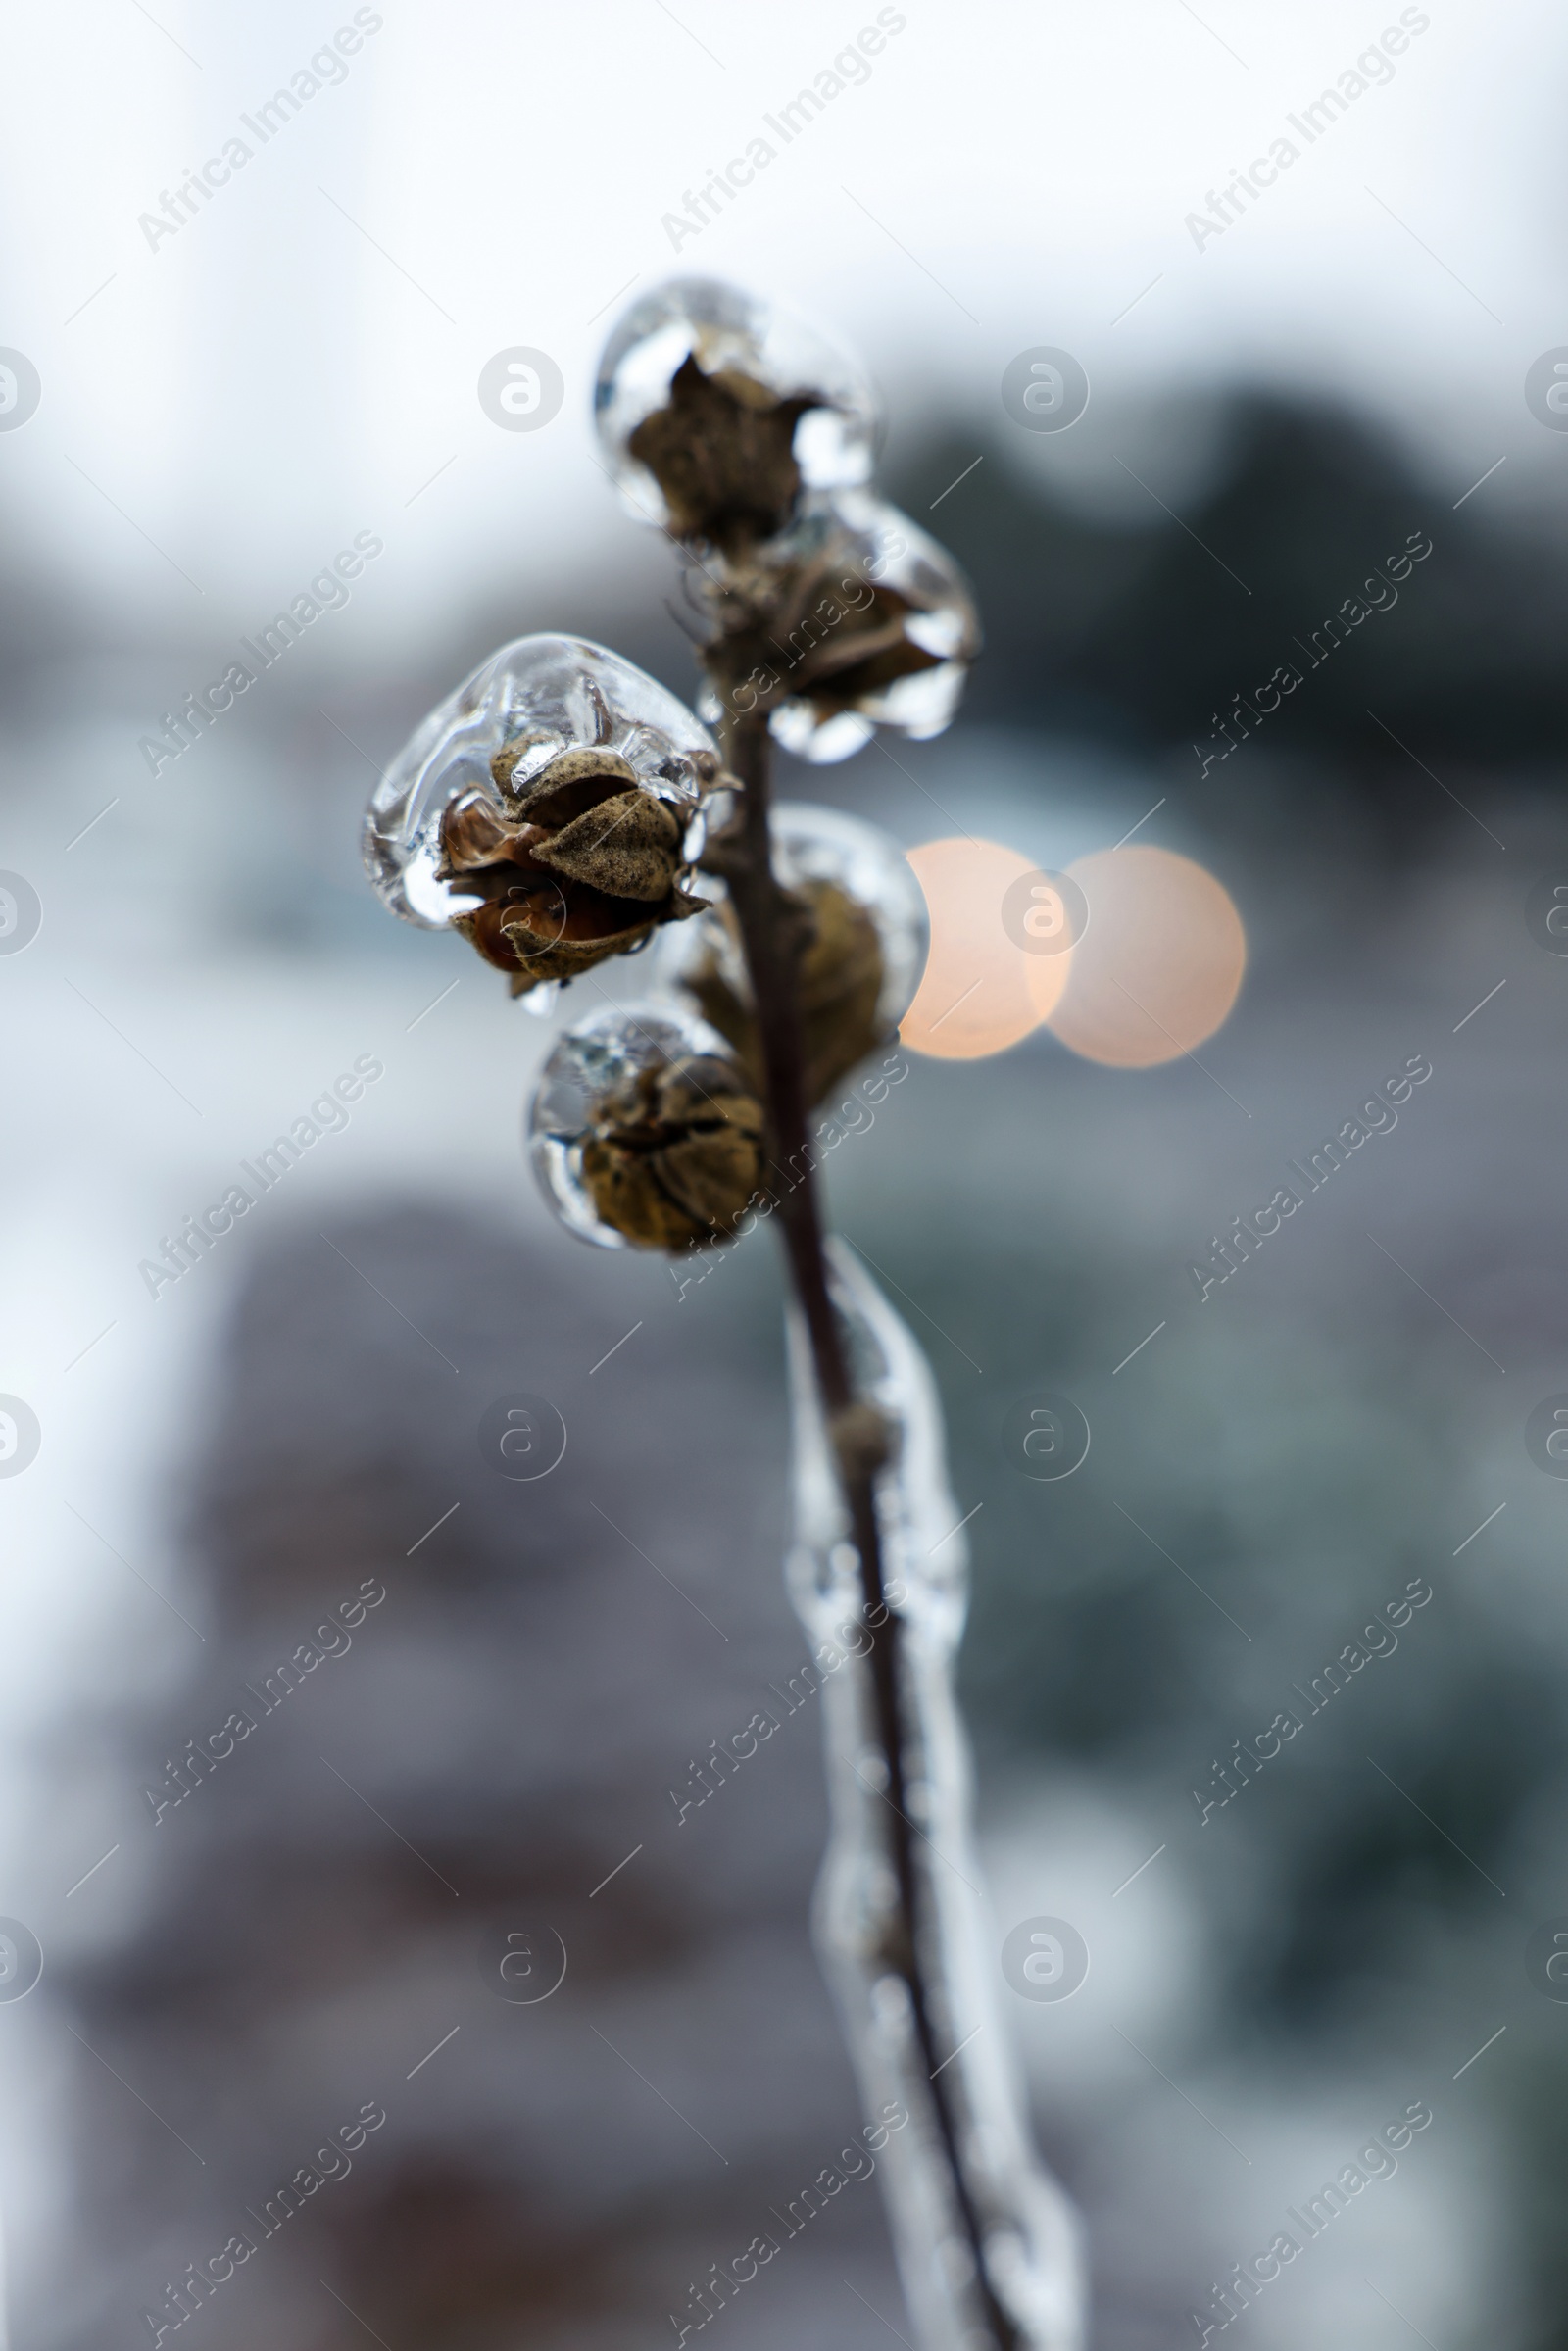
top-left (778, 569), bottom-right (944, 722)
top-left (495, 744), bottom-right (640, 823)
top-left (493, 894), bottom-right (657, 987)
top-left (578, 1054), bottom-right (766, 1251)
top-left (440, 795), bottom-right (519, 873)
top-left (485, 728), bottom-right (559, 793)
top-left (439, 763), bottom-right (704, 997)
top-left (533, 788), bottom-right (683, 904)
top-left (627, 353), bottom-right (815, 549)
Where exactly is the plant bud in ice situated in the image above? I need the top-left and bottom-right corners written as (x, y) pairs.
top-left (363, 635), bottom-right (720, 996)
top-left (529, 1005), bottom-right (765, 1253)
top-left (595, 278), bottom-right (877, 551)
top-left (701, 490), bottom-right (980, 762)
top-left (661, 804), bottom-right (927, 1107)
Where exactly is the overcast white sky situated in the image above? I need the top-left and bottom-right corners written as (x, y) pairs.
top-left (1, 0), bottom-right (1564, 650)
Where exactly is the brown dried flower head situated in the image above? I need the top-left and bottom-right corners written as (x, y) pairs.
top-left (697, 496), bottom-right (978, 759)
top-left (579, 1052), bottom-right (766, 1252)
top-left (439, 746), bottom-right (706, 995)
top-left (626, 353), bottom-right (818, 552)
top-left (773, 557), bottom-right (946, 725)
top-left (686, 875), bottom-right (886, 1110)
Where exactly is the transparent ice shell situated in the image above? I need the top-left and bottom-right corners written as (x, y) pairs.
top-left (594, 277), bottom-right (878, 531)
top-left (655, 800), bottom-right (929, 1039)
top-left (697, 490), bottom-right (980, 762)
top-left (787, 1243), bottom-right (1087, 2351)
top-left (362, 634), bottom-right (719, 932)
top-left (527, 1001), bottom-right (744, 1251)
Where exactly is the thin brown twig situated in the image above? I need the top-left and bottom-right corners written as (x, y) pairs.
top-left (712, 700), bottom-right (1017, 2351)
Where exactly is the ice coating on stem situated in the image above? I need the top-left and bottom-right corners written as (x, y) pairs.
top-left (786, 1242), bottom-right (1086, 2351)
top-left (362, 634), bottom-right (718, 931)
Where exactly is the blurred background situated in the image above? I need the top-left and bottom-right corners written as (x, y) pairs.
top-left (2, 3), bottom-right (1567, 2347)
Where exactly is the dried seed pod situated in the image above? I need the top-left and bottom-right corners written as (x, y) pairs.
top-left (530, 1006), bottom-right (767, 1254)
top-left (628, 353), bottom-right (815, 550)
top-left (595, 278), bottom-right (877, 552)
top-left (579, 1054), bottom-right (765, 1252)
top-left (363, 635), bottom-right (720, 996)
top-left (686, 877), bottom-right (885, 1111)
top-left (657, 804), bottom-right (928, 1108)
top-left (696, 490), bottom-right (980, 763)
top-left (439, 742), bottom-right (703, 992)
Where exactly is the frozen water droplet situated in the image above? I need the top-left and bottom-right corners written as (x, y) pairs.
top-left (595, 278), bottom-right (878, 540)
top-left (657, 801), bottom-right (929, 1054)
top-left (771, 708), bottom-right (877, 763)
top-left (527, 1002), bottom-right (762, 1253)
top-left (362, 633), bottom-right (718, 932)
top-left (760, 491), bottom-right (980, 761)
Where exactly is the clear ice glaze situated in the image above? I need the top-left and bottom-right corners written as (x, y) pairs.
top-left (594, 277), bottom-right (879, 532)
top-left (695, 489), bottom-right (981, 762)
top-left (787, 1243), bottom-right (1086, 2351)
top-left (655, 800), bottom-right (929, 1038)
top-left (527, 1000), bottom-right (740, 1250)
top-left (362, 634), bottom-right (718, 931)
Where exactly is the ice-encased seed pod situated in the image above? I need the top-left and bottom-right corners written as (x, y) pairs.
top-left (655, 803), bottom-right (928, 1107)
top-left (697, 489), bottom-right (980, 763)
top-left (529, 1004), bottom-right (766, 1253)
top-left (362, 635), bottom-right (721, 995)
top-left (594, 278), bottom-right (878, 550)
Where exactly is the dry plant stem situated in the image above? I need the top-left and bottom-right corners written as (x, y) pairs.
top-left (717, 706), bottom-right (1019, 2351)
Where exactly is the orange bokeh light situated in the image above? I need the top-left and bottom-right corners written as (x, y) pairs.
top-left (901, 838), bottom-right (1073, 1060)
top-left (1044, 845), bottom-right (1246, 1068)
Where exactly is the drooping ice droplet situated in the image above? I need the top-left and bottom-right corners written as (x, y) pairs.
top-left (696, 488), bottom-right (980, 762)
top-left (787, 1241), bottom-right (1087, 2351)
top-left (655, 801), bottom-right (929, 1108)
top-left (362, 633), bottom-right (719, 940)
top-left (528, 1003), bottom-right (765, 1253)
top-left (594, 277), bottom-right (879, 544)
